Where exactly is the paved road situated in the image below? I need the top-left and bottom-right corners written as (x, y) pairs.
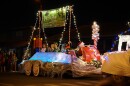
top-left (0, 72), bottom-right (103, 86)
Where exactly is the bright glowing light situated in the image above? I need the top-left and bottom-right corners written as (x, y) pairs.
top-left (29, 52), bottom-right (72, 64)
top-left (92, 21), bottom-right (100, 48)
top-left (33, 38), bottom-right (36, 40)
top-left (118, 35), bottom-right (130, 51)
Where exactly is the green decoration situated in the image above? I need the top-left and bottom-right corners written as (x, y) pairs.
top-left (41, 6), bottom-right (67, 28)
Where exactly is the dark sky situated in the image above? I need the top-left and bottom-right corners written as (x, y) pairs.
top-left (0, 0), bottom-right (130, 31)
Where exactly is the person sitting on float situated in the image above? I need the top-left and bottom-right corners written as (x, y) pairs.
top-left (41, 44), bottom-right (46, 52)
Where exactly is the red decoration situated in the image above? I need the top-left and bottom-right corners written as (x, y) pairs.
top-left (33, 38), bottom-right (42, 49)
top-left (78, 46), bottom-right (101, 63)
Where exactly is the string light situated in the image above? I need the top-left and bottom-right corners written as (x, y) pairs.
top-left (23, 12), bottom-right (39, 60)
top-left (58, 6), bottom-right (69, 48)
top-left (71, 6), bottom-right (81, 42)
top-left (92, 21), bottom-right (100, 49)
top-left (58, 5), bottom-right (82, 48)
top-left (38, 11), bottom-right (41, 51)
top-left (42, 26), bottom-right (48, 47)
top-left (68, 6), bottom-right (72, 46)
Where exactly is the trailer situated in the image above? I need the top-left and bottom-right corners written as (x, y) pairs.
top-left (19, 47), bottom-right (102, 79)
top-left (19, 52), bottom-right (72, 78)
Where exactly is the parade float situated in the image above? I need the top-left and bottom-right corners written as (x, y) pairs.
top-left (101, 28), bottom-right (130, 80)
top-left (19, 5), bottom-right (102, 78)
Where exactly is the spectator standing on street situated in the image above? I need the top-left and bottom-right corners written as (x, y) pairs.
top-left (0, 50), bottom-right (3, 72)
top-left (12, 53), bottom-right (18, 71)
top-left (0, 50), bottom-right (5, 72)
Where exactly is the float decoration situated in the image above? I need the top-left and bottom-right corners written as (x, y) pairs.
top-left (92, 21), bottom-right (100, 49)
top-left (118, 35), bottom-right (130, 51)
top-left (111, 22), bottom-right (130, 51)
top-left (20, 5), bottom-right (102, 78)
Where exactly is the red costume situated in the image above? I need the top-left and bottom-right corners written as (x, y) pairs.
top-left (78, 42), bottom-right (100, 63)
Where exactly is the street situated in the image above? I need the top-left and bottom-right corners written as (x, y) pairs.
top-left (0, 72), bottom-right (103, 86)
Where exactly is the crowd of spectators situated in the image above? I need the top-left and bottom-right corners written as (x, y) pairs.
top-left (0, 49), bottom-right (18, 72)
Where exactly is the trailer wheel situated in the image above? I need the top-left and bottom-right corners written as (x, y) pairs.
top-left (24, 61), bottom-right (32, 76)
top-left (33, 61), bottom-right (40, 76)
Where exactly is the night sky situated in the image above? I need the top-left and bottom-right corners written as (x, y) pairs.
top-left (0, 0), bottom-right (130, 32)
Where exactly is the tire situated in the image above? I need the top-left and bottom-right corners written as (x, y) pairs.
top-left (24, 61), bottom-right (32, 76)
top-left (33, 61), bottom-right (40, 76)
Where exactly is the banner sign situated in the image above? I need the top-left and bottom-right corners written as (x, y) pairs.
top-left (41, 6), bottom-right (67, 28)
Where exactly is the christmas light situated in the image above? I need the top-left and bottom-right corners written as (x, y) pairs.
top-left (58, 5), bottom-right (81, 48)
top-left (92, 21), bottom-right (100, 48)
top-left (71, 6), bottom-right (81, 42)
top-left (23, 12), bottom-right (39, 59)
top-left (58, 6), bottom-right (69, 48)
